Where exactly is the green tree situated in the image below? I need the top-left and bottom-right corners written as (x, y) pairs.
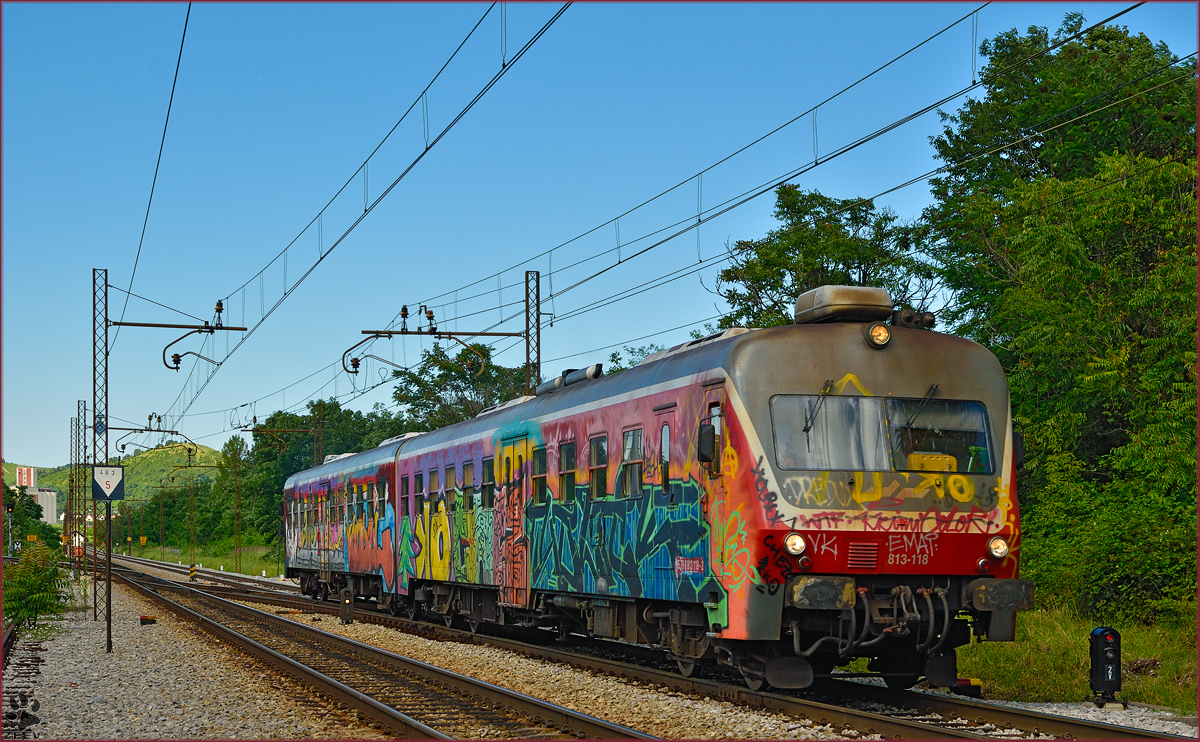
top-left (240, 398), bottom-right (404, 546)
top-left (4, 484), bottom-right (60, 551)
top-left (924, 13), bottom-right (1196, 334)
top-left (961, 153), bottom-right (1196, 622)
top-left (606, 343), bottom-right (664, 374)
top-left (391, 343), bottom-right (526, 430)
top-left (714, 185), bottom-right (935, 328)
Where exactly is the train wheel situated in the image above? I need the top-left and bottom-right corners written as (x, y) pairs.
top-left (741, 670), bottom-right (768, 692)
top-left (675, 657), bottom-right (701, 678)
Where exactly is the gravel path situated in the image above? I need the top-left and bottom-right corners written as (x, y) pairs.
top-left (26, 581), bottom-right (385, 739)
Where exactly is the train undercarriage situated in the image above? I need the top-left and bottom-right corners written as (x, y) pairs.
top-left (290, 567), bottom-right (1032, 691)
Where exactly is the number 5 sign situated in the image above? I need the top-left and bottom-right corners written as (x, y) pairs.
top-left (92, 466), bottom-right (125, 501)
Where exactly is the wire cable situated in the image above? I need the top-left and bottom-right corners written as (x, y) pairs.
top-left (113, 2), bottom-right (192, 351)
top-left (375, 3), bottom-right (995, 324)
top-left (381, 0), bottom-right (1144, 329)
top-left (162, 4), bottom-right (571, 429)
top-left (173, 9), bottom-right (1171, 434)
top-left (107, 284), bottom-right (206, 323)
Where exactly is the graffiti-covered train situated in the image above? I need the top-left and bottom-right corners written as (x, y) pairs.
top-left (283, 285), bottom-right (1033, 690)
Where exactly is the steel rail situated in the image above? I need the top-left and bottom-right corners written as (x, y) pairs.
top-left (817, 679), bottom-right (1196, 741)
top-left (204, 585), bottom-right (1192, 741)
top-left (2, 623), bottom-right (17, 672)
top-left (191, 585), bottom-right (985, 739)
top-left (111, 553), bottom-right (300, 594)
top-left (116, 570), bottom-right (654, 740)
top-left (116, 571), bottom-right (448, 739)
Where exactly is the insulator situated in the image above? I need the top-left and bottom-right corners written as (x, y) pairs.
top-left (400, 305), bottom-right (408, 320)
top-left (215, 299), bottom-right (223, 315)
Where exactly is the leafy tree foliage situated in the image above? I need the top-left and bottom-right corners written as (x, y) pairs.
top-left (391, 343), bottom-right (526, 430)
top-left (714, 186), bottom-right (937, 328)
top-left (606, 343), bottom-right (664, 374)
top-left (715, 15), bottom-right (1195, 625)
top-left (925, 13), bottom-right (1197, 334)
top-left (239, 399), bottom-right (407, 548)
top-left (3, 485), bottom-right (60, 551)
top-left (2, 541), bottom-right (69, 628)
top-left (969, 153), bottom-right (1196, 622)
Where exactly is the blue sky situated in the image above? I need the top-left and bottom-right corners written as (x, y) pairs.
top-left (3, 2), bottom-right (1196, 467)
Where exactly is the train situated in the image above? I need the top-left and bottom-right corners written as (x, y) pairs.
top-left (282, 284), bottom-right (1033, 690)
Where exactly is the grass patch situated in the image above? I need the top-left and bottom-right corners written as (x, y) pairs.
top-left (123, 543), bottom-right (286, 578)
top-left (958, 604), bottom-right (1197, 712)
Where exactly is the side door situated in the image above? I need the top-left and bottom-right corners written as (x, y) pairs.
top-left (318, 483), bottom-right (331, 582)
top-left (702, 383), bottom-right (729, 578)
top-left (499, 436), bottom-right (530, 607)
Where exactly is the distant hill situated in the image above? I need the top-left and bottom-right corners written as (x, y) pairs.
top-left (7, 443), bottom-right (222, 517)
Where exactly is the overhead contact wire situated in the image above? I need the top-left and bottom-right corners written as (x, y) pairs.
top-left (113, 2), bottom-right (192, 351)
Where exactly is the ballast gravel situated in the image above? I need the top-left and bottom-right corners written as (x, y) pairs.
top-left (841, 675), bottom-right (1198, 737)
top-left (27, 582), bottom-right (386, 739)
top-left (240, 603), bottom-right (854, 740)
top-left (974, 698), bottom-right (1197, 737)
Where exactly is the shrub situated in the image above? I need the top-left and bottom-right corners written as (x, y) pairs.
top-left (3, 542), bottom-right (69, 628)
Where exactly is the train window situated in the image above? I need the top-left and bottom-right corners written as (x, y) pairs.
top-left (660, 423), bottom-right (671, 484)
top-left (400, 474), bottom-right (410, 517)
top-left (481, 457), bottom-right (495, 509)
top-left (430, 469), bottom-right (440, 494)
top-left (771, 395), bottom-right (890, 471)
top-left (366, 484), bottom-right (375, 522)
top-left (532, 447), bottom-right (548, 505)
top-left (516, 455), bottom-right (524, 504)
top-left (415, 471), bottom-right (424, 494)
top-left (884, 399), bottom-right (994, 474)
top-left (707, 402), bottom-right (723, 475)
top-left (619, 429), bottom-right (643, 498)
top-left (589, 435), bottom-right (608, 500)
top-left (462, 462), bottom-right (475, 510)
top-left (559, 442), bottom-right (576, 503)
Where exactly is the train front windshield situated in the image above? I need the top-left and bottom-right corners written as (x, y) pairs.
top-left (771, 395), bottom-right (993, 474)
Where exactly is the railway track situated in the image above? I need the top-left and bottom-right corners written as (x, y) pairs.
top-left (115, 569), bottom-right (654, 740)
top-left (184, 579), bottom-right (1190, 740)
top-left (110, 552), bottom-right (301, 595)
top-left (2, 623), bottom-right (44, 740)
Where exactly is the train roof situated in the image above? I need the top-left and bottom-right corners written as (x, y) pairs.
top-left (395, 327), bottom-right (760, 456)
top-left (284, 436), bottom-right (407, 490)
top-left (284, 318), bottom-right (1003, 479)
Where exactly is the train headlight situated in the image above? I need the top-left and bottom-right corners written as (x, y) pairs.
top-left (863, 322), bottom-right (891, 348)
top-left (784, 532), bottom-right (806, 555)
top-left (987, 536), bottom-right (1009, 559)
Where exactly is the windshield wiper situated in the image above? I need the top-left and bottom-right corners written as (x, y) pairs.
top-left (903, 383), bottom-right (940, 429)
top-left (802, 380), bottom-right (834, 451)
